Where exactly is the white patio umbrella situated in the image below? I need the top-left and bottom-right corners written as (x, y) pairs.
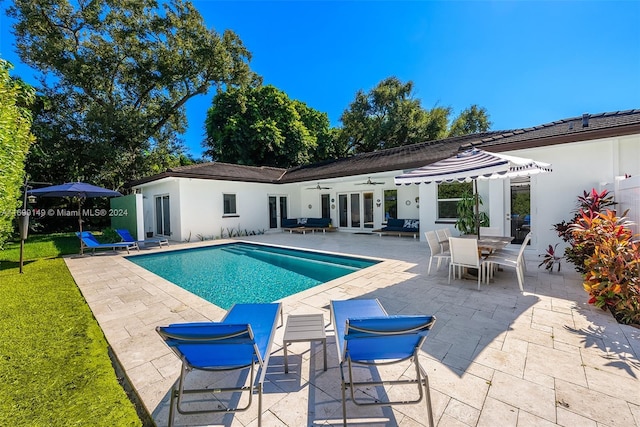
top-left (394, 149), bottom-right (552, 236)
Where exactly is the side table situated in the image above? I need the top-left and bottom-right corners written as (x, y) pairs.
top-left (283, 313), bottom-right (327, 373)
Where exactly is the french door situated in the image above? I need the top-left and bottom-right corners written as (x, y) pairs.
top-left (338, 192), bottom-right (374, 229)
top-left (509, 178), bottom-right (530, 244)
top-left (154, 195), bottom-right (171, 236)
top-left (268, 196), bottom-right (288, 229)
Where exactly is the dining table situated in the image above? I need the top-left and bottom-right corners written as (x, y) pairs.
top-left (460, 234), bottom-right (514, 255)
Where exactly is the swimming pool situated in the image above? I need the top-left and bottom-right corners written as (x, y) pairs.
top-left (126, 242), bottom-right (379, 309)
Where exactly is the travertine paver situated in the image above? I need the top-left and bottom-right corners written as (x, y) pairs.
top-left (63, 233), bottom-right (640, 426)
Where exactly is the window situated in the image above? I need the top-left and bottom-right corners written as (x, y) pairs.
top-left (223, 194), bottom-right (237, 215)
top-left (437, 182), bottom-right (473, 220)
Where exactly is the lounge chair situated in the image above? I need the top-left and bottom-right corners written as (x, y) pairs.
top-left (75, 231), bottom-right (139, 254)
top-left (156, 302), bottom-right (282, 427)
top-left (330, 299), bottom-right (436, 427)
top-left (115, 228), bottom-right (169, 248)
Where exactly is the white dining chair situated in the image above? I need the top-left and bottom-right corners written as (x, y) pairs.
top-left (448, 237), bottom-right (491, 290)
top-left (425, 231), bottom-right (450, 275)
top-left (484, 232), bottom-right (532, 291)
top-left (479, 226), bottom-right (501, 236)
top-left (435, 228), bottom-right (451, 252)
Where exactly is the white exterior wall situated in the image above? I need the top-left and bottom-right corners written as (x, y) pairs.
top-left (498, 134), bottom-right (640, 251)
top-left (176, 178), bottom-right (287, 241)
top-left (139, 178), bottom-right (181, 240)
top-left (133, 132), bottom-right (640, 250)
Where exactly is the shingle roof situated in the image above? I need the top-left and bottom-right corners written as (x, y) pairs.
top-left (467, 109), bottom-right (640, 151)
top-left (129, 109), bottom-right (640, 187)
top-left (279, 132), bottom-right (500, 183)
top-left (129, 162), bottom-right (286, 186)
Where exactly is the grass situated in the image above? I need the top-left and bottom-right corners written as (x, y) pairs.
top-left (0, 234), bottom-right (143, 426)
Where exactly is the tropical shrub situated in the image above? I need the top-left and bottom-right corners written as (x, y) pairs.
top-left (553, 189), bottom-right (615, 273)
top-left (538, 244), bottom-right (562, 272)
top-left (570, 209), bottom-right (640, 325)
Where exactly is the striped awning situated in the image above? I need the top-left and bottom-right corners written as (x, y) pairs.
top-left (394, 149), bottom-right (552, 185)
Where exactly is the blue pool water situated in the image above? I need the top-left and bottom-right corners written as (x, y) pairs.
top-left (126, 242), bottom-right (378, 309)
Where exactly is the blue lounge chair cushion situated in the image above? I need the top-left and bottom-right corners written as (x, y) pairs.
top-left (76, 231), bottom-right (137, 249)
top-left (116, 228), bottom-right (168, 245)
top-left (343, 315), bottom-right (435, 361)
top-left (158, 323), bottom-right (258, 368)
top-left (332, 299), bottom-right (387, 358)
top-left (158, 303), bottom-right (280, 369)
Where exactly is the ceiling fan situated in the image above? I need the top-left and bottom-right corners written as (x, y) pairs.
top-left (306, 183), bottom-right (332, 190)
top-left (355, 177), bottom-right (385, 186)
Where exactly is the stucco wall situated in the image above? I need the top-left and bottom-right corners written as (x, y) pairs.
top-left (132, 132), bottom-right (640, 250)
top-left (502, 134), bottom-right (640, 252)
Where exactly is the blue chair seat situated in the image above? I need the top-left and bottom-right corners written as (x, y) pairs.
top-left (331, 298), bottom-right (436, 427)
top-left (156, 302), bottom-right (282, 427)
top-left (76, 231), bottom-right (138, 255)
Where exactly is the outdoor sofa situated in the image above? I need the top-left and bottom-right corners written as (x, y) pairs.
top-left (372, 218), bottom-right (419, 238)
top-left (281, 217), bottom-right (335, 234)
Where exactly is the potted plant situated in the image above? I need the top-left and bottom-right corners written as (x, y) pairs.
top-left (455, 190), bottom-right (489, 235)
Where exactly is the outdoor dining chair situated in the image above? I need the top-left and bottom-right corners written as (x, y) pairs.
top-left (484, 232), bottom-right (532, 291)
top-left (448, 237), bottom-right (492, 290)
top-left (425, 230), bottom-right (450, 275)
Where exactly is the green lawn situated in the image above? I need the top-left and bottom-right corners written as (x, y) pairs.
top-left (0, 234), bottom-right (143, 426)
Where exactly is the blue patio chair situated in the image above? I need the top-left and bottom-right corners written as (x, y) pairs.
top-left (116, 228), bottom-right (169, 248)
top-left (156, 302), bottom-right (282, 427)
top-left (330, 299), bottom-right (436, 427)
top-left (75, 231), bottom-right (139, 254)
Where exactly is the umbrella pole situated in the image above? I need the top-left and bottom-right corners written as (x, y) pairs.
top-left (78, 198), bottom-right (83, 255)
top-left (474, 179), bottom-right (480, 238)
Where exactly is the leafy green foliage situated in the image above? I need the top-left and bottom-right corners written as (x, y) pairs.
top-left (570, 210), bottom-right (640, 325)
top-left (455, 190), bottom-right (489, 235)
top-left (0, 59), bottom-right (35, 250)
top-left (8, 0), bottom-right (254, 189)
top-left (339, 77), bottom-right (491, 153)
top-left (448, 105), bottom-right (492, 137)
top-left (204, 85), bottom-right (335, 167)
top-left (0, 236), bottom-right (142, 426)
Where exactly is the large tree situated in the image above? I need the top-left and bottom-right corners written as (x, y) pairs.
top-left (339, 77), bottom-right (491, 153)
top-left (449, 104), bottom-right (492, 137)
top-left (8, 0), bottom-right (254, 189)
top-left (0, 59), bottom-right (35, 249)
top-left (204, 85), bottom-right (336, 167)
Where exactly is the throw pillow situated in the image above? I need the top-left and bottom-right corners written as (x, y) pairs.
top-left (297, 218), bottom-right (308, 225)
top-left (404, 219), bottom-right (419, 229)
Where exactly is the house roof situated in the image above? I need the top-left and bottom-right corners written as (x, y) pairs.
top-left (129, 109), bottom-right (640, 187)
top-left (130, 162), bottom-right (286, 186)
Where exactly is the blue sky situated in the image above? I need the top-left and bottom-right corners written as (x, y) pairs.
top-left (2, 1), bottom-right (639, 158)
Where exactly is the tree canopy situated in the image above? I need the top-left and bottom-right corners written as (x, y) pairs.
top-left (339, 77), bottom-right (491, 153)
top-left (0, 59), bottom-right (36, 249)
top-left (204, 84), bottom-right (338, 167)
top-left (8, 0), bottom-right (254, 189)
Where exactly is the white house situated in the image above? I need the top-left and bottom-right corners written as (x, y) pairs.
top-left (129, 109), bottom-right (640, 252)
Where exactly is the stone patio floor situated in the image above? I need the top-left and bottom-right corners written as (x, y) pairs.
top-left (64, 232), bottom-right (640, 427)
